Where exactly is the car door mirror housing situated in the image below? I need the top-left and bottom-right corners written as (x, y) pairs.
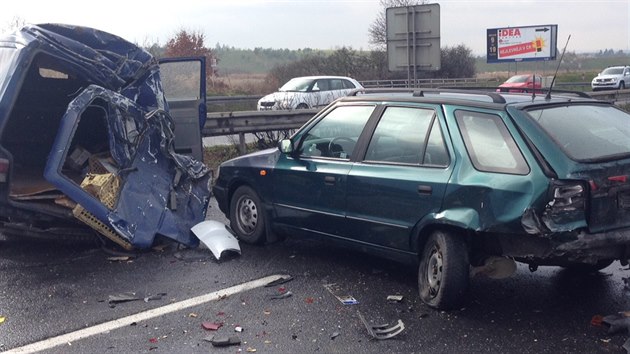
top-left (279, 139), bottom-right (294, 154)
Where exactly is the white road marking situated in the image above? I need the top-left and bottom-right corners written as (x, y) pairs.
top-left (4, 274), bottom-right (289, 354)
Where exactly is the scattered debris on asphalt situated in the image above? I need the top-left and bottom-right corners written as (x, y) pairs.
top-left (144, 293), bottom-right (167, 302)
top-left (324, 283), bottom-right (359, 305)
top-left (269, 291), bottom-right (293, 300)
top-left (108, 293), bottom-right (140, 305)
top-left (188, 313), bottom-right (198, 318)
top-left (106, 256), bottom-right (133, 262)
top-left (387, 295), bottom-right (404, 303)
top-left (330, 331), bottom-right (340, 340)
top-left (591, 315), bottom-right (604, 326)
top-left (357, 310), bottom-right (405, 340)
top-left (202, 322), bottom-right (223, 331)
top-left (305, 297), bottom-right (315, 304)
top-left (246, 347), bottom-right (257, 352)
top-left (206, 335), bottom-right (241, 347)
top-left (0, 316), bottom-right (5, 325)
top-left (107, 292), bottom-right (166, 307)
top-left (265, 275), bottom-right (293, 287)
top-left (191, 221), bottom-right (241, 260)
top-left (235, 326), bottom-right (244, 332)
top-left (597, 312), bottom-right (630, 353)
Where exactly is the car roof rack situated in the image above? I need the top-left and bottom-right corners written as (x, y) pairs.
top-left (438, 86), bottom-right (593, 99)
top-left (349, 87), bottom-right (507, 104)
top-left (412, 88), bottom-right (507, 104)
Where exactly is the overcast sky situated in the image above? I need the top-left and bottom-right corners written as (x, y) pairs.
top-left (1, 0), bottom-right (628, 55)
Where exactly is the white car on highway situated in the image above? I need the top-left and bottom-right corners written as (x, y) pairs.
top-left (591, 66), bottom-right (630, 91)
top-left (257, 76), bottom-right (362, 110)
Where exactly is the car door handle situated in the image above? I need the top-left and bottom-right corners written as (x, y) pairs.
top-left (417, 185), bottom-right (432, 195)
top-left (324, 176), bottom-right (336, 185)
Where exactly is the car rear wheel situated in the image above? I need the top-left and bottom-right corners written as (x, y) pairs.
top-left (418, 230), bottom-right (469, 310)
top-left (230, 186), bottom-right (266, 244)
top-left (296, 103), bottom-right (308, 109)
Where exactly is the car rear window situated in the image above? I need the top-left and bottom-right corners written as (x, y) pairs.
top-left (526, 104), bottom-right (630, 162)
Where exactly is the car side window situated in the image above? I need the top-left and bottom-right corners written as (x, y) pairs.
top-left (455, 110), bottom-right (529, 175)
top-left (365, 107), bottom-right (448, 166)
top-left (313, 79), bottom-right (330, 91)
top-left (330, 79), bottom-right (344, 90)
top-left (299, 105), bottom-right (375, 159)
top-left (342, 79), bottom-right (356, 89)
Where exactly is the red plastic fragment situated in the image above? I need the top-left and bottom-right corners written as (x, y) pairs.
top-left (149, 338), bottom-right (158, 343)
top-left (202, 322), bottom-right (223, 331)
top-left (591, 315), bottom-right (604, 327)
top-left (305, 297), bottom-right (314, 304)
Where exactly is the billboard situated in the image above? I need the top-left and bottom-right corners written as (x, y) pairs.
top-left (487, 24), bottom-right (557, 63)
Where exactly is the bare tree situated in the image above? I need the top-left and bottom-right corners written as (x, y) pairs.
top-left (2, 16), bottom-right (27, 33)
top-left (368, 0), bottom-right (429, 50)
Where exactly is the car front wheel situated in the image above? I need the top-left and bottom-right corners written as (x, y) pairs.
top-left (620, 82), bottom-right (626, 90)
top-left (230, 186), bottom-right (266, 244)
top-left (418, 230), bottom-right (469, 309)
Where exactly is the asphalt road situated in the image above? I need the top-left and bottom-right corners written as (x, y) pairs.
top-left (1, 199), bottom-right (630, 353)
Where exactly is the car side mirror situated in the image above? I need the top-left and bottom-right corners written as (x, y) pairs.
top-left (279, 139), bottom-right (294, 154)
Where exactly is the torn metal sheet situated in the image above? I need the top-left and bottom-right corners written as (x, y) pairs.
top-left (357, 310), bottom-right (405, 340)
top-left (191, 221), bottom-right (241, 260)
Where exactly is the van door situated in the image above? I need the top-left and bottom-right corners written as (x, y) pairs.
top-left (158, 57), bottom-right (207, 161)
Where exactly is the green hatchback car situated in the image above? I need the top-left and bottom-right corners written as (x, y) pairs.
top-left (213, 88), bottom-right (630, 309)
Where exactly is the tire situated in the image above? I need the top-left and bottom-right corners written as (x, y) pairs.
top-left (418, 230), bottom-right (469, 310)
top-left (620, 82), bottom-right (626, 90)
top-left (229, 186), bottom-right (266, 244)
top-left (561, 259), bottom-right (614, 273)
top-left (296, 103), bottom-right (308, 109)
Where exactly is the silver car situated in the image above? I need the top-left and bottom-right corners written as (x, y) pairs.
top-left (591, 66), bottom-right (630, 91)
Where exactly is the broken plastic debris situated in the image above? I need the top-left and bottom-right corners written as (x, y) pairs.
top-left (108, 293), bottom-right (140, 305)
top-left (107, 256), bottom-right (132, 262)
top-left (264, 275), bottom-right (293, 287)
top-left (324, 283), bottom-right (359, 305)
top-left (330, 332), bottom-right (340, 340)
top-left (208, 335), bottom-right (241, 347)
top-left (188, 313), bottom-right (198, 318)
top-left (387, 295), bottom-right (404, 302)
top-left (246, 348), bottom-right (257, 352)
top-left (357, 310), bottom-right (405, 340)
top-left (603, 313), bottom-right (630, 334)
top-left (149, 338), bottom-right (158, 343)
top-left (191, 221), bottom-right (241, 260)
top-left (234, 326), bottom-right (243, 332)
top-left (144, 293), bottom-right (167, 302)
top-left (269, 291), bottom-right (293, 300)
top-left (202, 322), bottom-right (223, 331)
top-left (591, 315), bottom-right (604, 326)
top-left (0, 316), bottom-right (5, 324)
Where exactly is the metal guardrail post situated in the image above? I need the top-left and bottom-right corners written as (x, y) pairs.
top-left (238, 132), bottom-right (246, 154)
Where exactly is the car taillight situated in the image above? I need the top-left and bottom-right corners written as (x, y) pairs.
top-left (0, 158), bottom-right (8, 182)
top-left (549, 182), bottom-right (585, 211)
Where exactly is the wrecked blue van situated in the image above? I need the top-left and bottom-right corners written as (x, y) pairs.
top-left (0, 24), bottom-right (211, 249)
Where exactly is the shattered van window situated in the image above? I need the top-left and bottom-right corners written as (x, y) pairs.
top-left (527, 104), bottom-right (630, 162)
top-left (0, 47), bottom-right (17, 93)
top-left (160, 61), bottom-right (201, 100)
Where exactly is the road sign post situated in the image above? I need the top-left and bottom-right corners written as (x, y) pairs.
top-left (386, 4), bottom-right (441, 87)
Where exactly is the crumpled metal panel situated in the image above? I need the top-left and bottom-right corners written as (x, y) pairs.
top-left (31, 23), bottom-right (211, 249)
top-left (45, 86), bottom-right (210, 248)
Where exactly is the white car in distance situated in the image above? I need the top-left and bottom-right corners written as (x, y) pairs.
top-left (257, 76), bottom-right (363, 110)
top-left (591, 66), bottom-right (630, 91)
